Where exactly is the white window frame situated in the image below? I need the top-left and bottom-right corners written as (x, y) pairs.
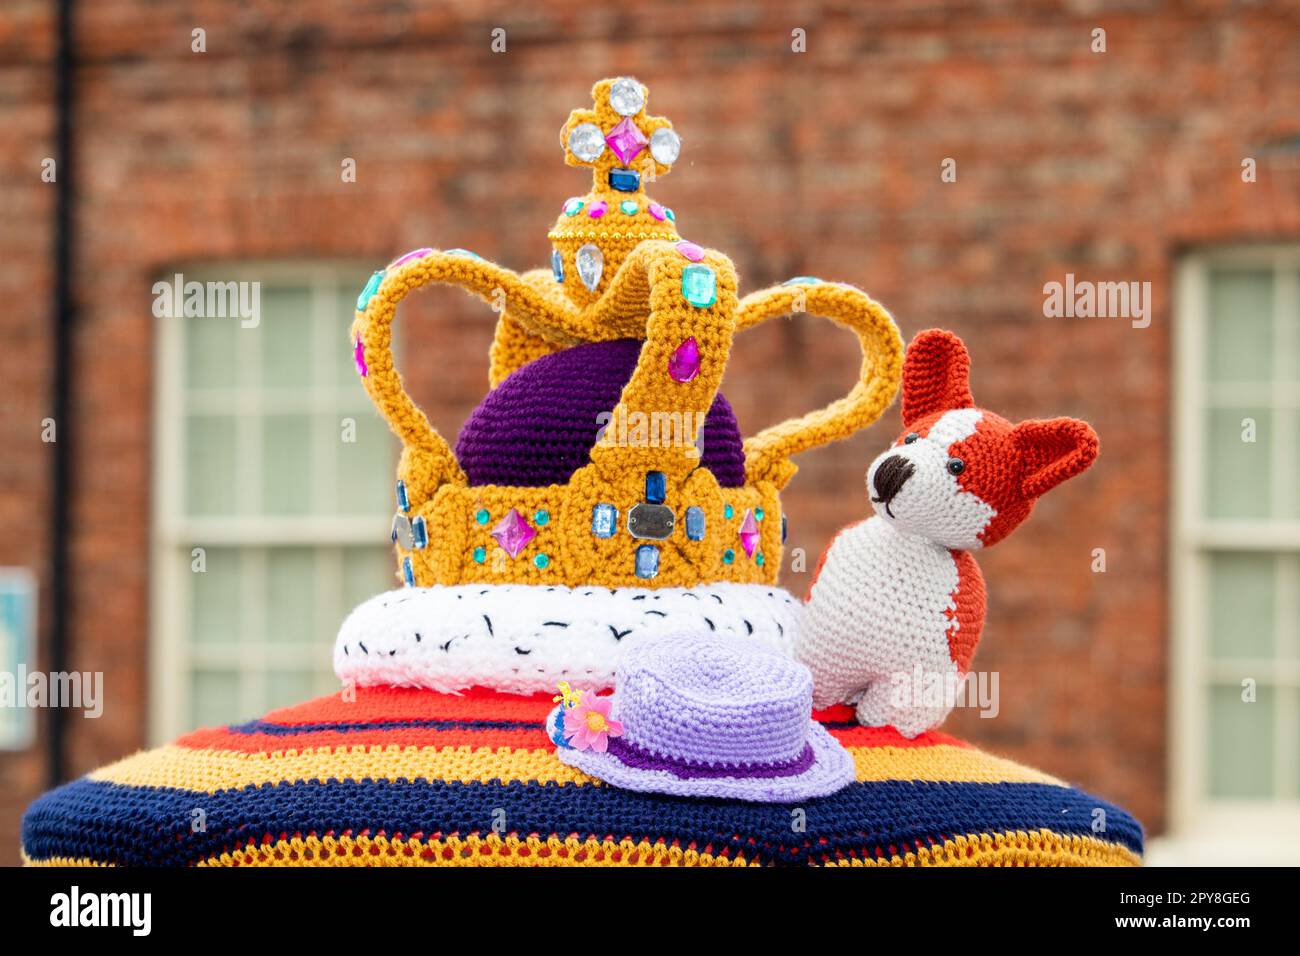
top-left (150, 262), bottom-right (393, 745)
top-left (1164, 246), bottom-right (1300, 864)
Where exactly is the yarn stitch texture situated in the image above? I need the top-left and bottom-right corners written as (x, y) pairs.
top-left (797, 330), bottom-right (1100, 737)
top-left (21, 686), bottom-right (1143, 867)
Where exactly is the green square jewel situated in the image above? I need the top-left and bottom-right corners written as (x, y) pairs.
top-left (681, 264), bottom-right (716, 308)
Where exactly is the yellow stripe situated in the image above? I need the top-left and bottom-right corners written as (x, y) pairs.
top-left (851, 745), bottom-right (1063, 786)
top-left (190, 829), bottom-right (1138, 868)
top-left (87, 742), bottom-right (1063, 793)
top-left (88, 744), bottom-right (594, 792)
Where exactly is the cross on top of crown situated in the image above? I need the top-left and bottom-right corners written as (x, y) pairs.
top-left (560, 77), bottom-right (682, 192)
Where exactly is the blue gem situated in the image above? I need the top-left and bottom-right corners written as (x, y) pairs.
top-left (783, 276), bottom-right (821, 285)
top-left (591, 503), bottom-right (618, 538)
top-left (356, 271), bottom-right (384, 312)
top-left (635, 544), bottom-right (660, 579)
top-left (644, 471), bottom-right (667, 504)
top-left (681, 264), bottom-right (716, 308)
top-left (685, 506), bottom-right (706, 541)
top-left (609, 168), bottom-right (641, 192)
top-left (402, 556), bottom-right (415, 587)
top-left (781, 513), bottom-right (788, 543)
top-left (551, 249), bottom-right (564, 282)
top-left (411, 515), bottom-right (428, 550)
top-left (396, 480), bottom-right (410, 512)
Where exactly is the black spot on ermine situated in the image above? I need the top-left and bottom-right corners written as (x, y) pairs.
top-left (483, 615), bottom-right (494, 636)
top-left (609, 626), bottom-right (632, 641)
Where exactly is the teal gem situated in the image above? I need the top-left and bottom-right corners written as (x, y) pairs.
top-left (783, 276), bottom-right (821, 285)
top-left (535, 509), bottom-right (550, 526)
top-left (681, 264), bottom-right (716, 308)
top-left (722, 549), bottom-right (735, 564)
top-left (724, 504), bottom-right (734, 520)
top-left (664, 207), bottom-right (676, 221)
top-left (754, 508), bottom-right (764, 522)
top-left (356, 271), bottom-right (384, 311)
top-left (475, 509), bottom-right (490, 525)
top-left (534, 553), bottom-right (550, 570)
top-left (755, 552), bottom-right (765, 566)
top-left (620, 201), bottom-right (638, 215)
top-left (473, 546), bottom-right (486, 564)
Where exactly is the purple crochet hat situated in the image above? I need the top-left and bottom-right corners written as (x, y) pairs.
top-left (547, 634), bottom-right (855, 803)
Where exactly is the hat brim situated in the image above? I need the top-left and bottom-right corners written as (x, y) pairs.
top-left (550, 706), bottom-right (856, 804)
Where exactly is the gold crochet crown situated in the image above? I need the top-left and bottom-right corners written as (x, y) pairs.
top-left (351, 78), bottom-right (903, 590)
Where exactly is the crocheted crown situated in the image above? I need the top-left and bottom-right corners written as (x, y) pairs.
top-left (351, 77), bottom-right (905, 590)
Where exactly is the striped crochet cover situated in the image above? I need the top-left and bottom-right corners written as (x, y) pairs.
top-left (21, 687), bottom-right (1143, 867)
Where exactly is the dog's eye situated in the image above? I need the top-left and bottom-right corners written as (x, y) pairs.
top-left (903, 432), bottom-right (919, 444)
top-left (946, 457), bottom-right (966, 475)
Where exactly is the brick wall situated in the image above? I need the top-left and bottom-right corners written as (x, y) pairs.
top-left (3, 0), bottom-right (1300, 863)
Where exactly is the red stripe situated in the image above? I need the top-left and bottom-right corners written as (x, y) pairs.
top-left (177, 724), bottom-right (552, 754)
top-left (258, 686), bottom-right (558, 726)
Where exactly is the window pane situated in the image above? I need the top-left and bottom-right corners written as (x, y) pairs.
top-left (265, 669), bottom-right (316, 713)
top-left (1204, 408), bottom-right (1271, 519)
top-left (190, 547), bottom-right (242, 645)
top-left (186, 415), bottom-right (238, 515)
top-left (191, 669), bottom-right (242, 729)
top-left (1207, 553), bottom-right (1275, 660)
top-left (184, 313), bottom-right (240, 391)
top-left (262, 414), bottom-right (312, 514)
top-left (1207, 683), bottom-right (1274, 799)
top-left (335, 411), bottom-right (398, 514)
top-left (265, 547), bottom-right (315, 644)
top-left (260, 286), bottom-right (314, 391)
top-left (1207, 270), bottom-right (1273, 383)
top-left (343, 546), bottom-right (396, 606)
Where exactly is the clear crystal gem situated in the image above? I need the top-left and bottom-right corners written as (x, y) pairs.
top-left (609, 77), bottom-right (645, 116)
top-left (649, 127), bottom-right (681, 165)
top-left (576, 243), bottom-right (603, 292)
top-left (568, 122), bottom-right (605, 162)
top-left (591, 503), bottom-right (618, 538)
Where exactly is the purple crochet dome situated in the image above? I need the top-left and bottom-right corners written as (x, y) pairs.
top-left (455, 339), bottom-right (747, 488)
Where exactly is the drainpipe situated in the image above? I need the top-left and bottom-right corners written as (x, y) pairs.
top-left (47, 0), bottom-right (75, 787)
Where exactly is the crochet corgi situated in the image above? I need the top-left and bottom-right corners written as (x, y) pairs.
top-left (796, 329), bottom-right (1098, 737)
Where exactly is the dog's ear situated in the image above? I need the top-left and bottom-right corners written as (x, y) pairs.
top-left (901, 329), bottom-right (974, 427)
top-left (1014, 417), bottom-right (1099, 499)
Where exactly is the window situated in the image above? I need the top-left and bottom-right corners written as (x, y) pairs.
top-left (150, 264), bottom-right (398, 743)
top-left (1169, 248), bottom-right (1300, 862)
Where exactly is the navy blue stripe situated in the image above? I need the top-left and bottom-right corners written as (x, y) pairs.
top-left (227, 718), bottom-right (539, 736)
top-left (22, 776), bottom-right (1143, 867)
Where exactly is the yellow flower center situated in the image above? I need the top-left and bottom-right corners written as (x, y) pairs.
top-left (585, 711), bottom-right (609, 733)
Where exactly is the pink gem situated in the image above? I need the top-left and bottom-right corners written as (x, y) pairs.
top-left (738, 509), bottom-right (760, 558)
top-left (668, 336), bottom-right (701, 383)
top-left (588, 200), bottom-right (608, 219)
top-left (391, 247), bottom-right (433, 268)
top-left (676, 241), bottom-right (705, 262)
top-left (648, 203), bottom-right (667, 221)
top-left (353, 335), bottom-right (368, 377)
top-left (604, 117), bottom-right (648, 165)
top-left (491, 508), bottom-right (536, 558)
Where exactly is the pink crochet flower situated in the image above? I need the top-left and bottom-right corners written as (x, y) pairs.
top-left (562, 694), bottom-right (624, 753)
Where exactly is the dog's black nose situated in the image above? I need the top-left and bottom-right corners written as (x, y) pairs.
top-left (871, 454), bottom-right (915, 504)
